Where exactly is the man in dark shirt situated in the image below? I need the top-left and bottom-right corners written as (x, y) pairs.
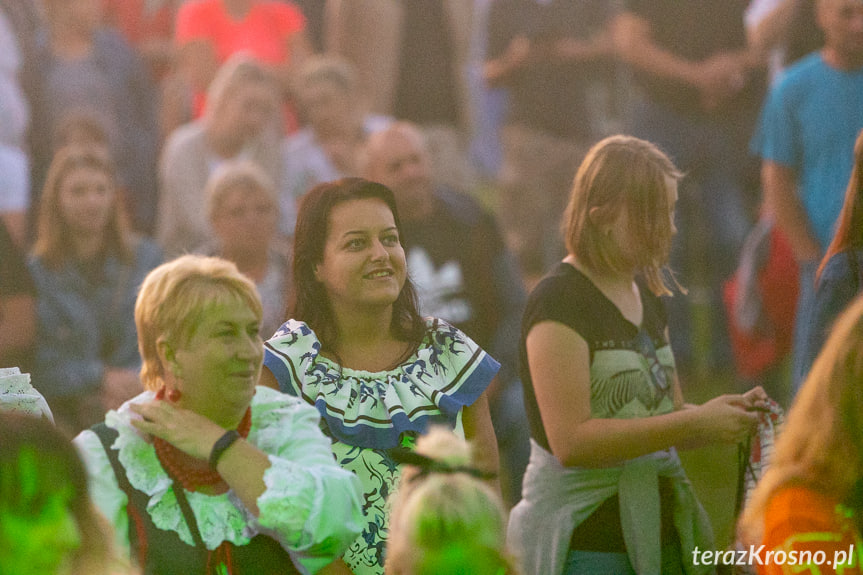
top-left (613, 1), bottom-right (765, 374)
top-left (484, 0), bottom-right (616, 277)
top-left (363, 122), bottom-right (529, 506)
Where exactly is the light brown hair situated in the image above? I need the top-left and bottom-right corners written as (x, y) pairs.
top-left (562, 135), bottom-right (682, 296)
top-left (298, 55), bottom-right (358, 95)
top-left (32, 145), bottom-right (133, 268)
top-left (817, 128), bottom-right (863, 282)
top-left (205, 54), bottom-right (279, 123)
top-left (385, 427), bottom-right (519, 575)
top-left (135, 255), bottom-right (263, 391)
top-left (739, 293), bottom-right (863, 544)
top-left (0, 412), bottom-right (111, 574)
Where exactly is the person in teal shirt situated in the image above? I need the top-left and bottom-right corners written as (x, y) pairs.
top-left (751, 0), bottom-right (863, 392)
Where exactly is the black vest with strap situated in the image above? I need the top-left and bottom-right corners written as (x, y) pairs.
top-left (92, 423), bottom-right (301, 575)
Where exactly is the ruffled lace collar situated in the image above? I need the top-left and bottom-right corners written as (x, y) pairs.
top-left (264, 318), bottom-right (499, 449)
top-left (105, 390), bottom-right (270, 549)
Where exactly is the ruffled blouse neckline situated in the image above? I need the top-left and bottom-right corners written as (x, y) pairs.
top-left (264, 318), bottom-right (500, 450)
top-left (105, 391), bottom-right (262, 549)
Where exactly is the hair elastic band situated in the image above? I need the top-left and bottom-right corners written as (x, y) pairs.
top-left (390, 448), bottom-right (497, 483)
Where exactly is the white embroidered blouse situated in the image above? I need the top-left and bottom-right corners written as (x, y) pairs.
top-left (74, 386), bottom-right (365, 574)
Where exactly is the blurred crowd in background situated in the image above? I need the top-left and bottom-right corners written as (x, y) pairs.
top-left (3, 1), bottom-right (863, 574)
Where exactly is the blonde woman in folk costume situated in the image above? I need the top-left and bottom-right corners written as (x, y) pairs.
top-left (75, 255), bottom-right (363, 574)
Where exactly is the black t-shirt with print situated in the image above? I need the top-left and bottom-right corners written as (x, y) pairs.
top-left (519, 262), bottom-right (676, 450)
top-left (519, 262), bottom-right (677, 552)
top-left (0, 219), bottom-right (34, 298)
top-left (0, 219), bottom-right (36, 370)
top-left (402, 187), bottom-right (509, 351)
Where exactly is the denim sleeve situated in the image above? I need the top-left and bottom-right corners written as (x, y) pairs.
top-left (105, 241), bottom-right (163, 369)
top-left (805, 255), bottom-right (860, 373)
top-left (490, 249), bottom-right (527, 387)
top-left (28, 259), bottom-right (104, 396)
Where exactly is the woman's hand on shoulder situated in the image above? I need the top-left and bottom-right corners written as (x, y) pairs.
top-left (130, 401), bottom-right (225, 460)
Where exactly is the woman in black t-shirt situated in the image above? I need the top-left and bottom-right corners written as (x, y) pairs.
top-left (507, 135), bottom-right (767, 575)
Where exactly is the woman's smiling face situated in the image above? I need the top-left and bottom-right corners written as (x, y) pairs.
top-left (171, 295), bottom-right (263, 419)
top-left (314, 197), bottom-right (407, 314)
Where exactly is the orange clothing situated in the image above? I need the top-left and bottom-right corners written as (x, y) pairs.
top-left (759, 486), bottom-right (863, 575)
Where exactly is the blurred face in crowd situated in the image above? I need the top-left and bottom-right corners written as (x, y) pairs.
top-left (220, 80), bottom-right (278, 141)
top-left (58, 165), bottom-right (115, 240)
top-left (45, 0), bottom-right (102, 34)
top-left (365, 129), bottom-right (433, 217)
top-left (211, 183), bottom-right (277, 256)
top-left (818, 0), bottom-right (863, 64)
top-left (302, 79), bottom-right (354, 137)
top-left (72, 0), bottom-right (103, 33)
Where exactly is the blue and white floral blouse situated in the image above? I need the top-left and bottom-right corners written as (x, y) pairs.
top-left (263, 318), bottom-right (499, 575)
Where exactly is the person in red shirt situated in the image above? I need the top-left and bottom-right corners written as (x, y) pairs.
top-left (174, 0), bottom-right (312, 130)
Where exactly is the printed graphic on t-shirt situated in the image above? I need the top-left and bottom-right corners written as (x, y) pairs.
top-left (408, 247), bottom-right (473, 324)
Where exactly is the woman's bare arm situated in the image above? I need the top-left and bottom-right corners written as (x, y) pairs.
top-left (527, 321), bottom-right (760, 468)
top-left (463, 390), bottom-right (501, 493)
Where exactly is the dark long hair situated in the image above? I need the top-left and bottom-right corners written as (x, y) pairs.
top-left (290, 177), bottom-right (426, 350)
top-left (817, 129), bottom-right (863, 283)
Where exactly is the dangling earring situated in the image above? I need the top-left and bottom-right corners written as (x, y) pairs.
top-left (156, 385), bottom-right (182, 401)
top-left (166, 353), bottom-right (182, 401)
